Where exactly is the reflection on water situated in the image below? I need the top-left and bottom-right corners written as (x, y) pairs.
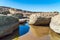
top-left (50, 29), bottom-right (60, 40)
top-left (30, 25), bottom-right (50, 37)
top-left (19, 23), bottom-right (30, 36)
top-left (30, 25), bottom-right (60, 40)
top-left (20, 25), bottom-right (50, 40)
top-left (19, 23), bottom-right (60, 40)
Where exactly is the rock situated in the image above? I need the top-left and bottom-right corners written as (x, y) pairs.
top-left (19, 19), bottom-right (27, 24)
top-left (7, 14), bottom-right (12, 16)
top-left (0, 14), bottom-right (19, 37)
top-left (29, 13), bottom-right (58, 25)
top-left (1, 11), bottom-right (10, 15)
top-left (50, 14), bottom-right (60, 33)
top-left (12, 13), bottom-right (23, 19)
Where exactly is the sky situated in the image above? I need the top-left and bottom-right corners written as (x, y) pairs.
top-left (0, 0), bottom-right (60, 12)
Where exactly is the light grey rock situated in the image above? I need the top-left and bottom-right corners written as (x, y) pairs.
top-left (0, 15), bottom-right (19, 37)
top-left (29, 13), bottom-right (58, 25)
top-left (50, 14), bottom-right (60, 33)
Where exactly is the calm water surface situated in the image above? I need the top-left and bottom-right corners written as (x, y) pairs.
top-left (19, 23), bottom-right (30, 36)
top-left (19, 23), bottom-right (60, 40)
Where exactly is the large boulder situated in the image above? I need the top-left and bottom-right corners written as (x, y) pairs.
top-left (12, 13), bottom-right (23, 19)
top-left (0, 14), bottom-right (19, 37)
top-left (29, 13), bottom-right (58, 25)
top-left (50, 14), bottom-right (60, 34)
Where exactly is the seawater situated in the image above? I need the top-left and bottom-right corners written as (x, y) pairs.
top-left (19, 23), bottom-right (30, 36)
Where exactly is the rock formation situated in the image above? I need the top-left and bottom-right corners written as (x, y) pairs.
top-left (0, 14), bottom-right (19, 37)
top-left (0, 6), bottom-right (59, 18)
top-left (50, 14), bottom-right (60, 33)
top-left (12, 13), bottom-right (23, 19)
top-left (29, 13), bottom-right (58, 25)
top-left (0, 6), bottom-right (31, 17)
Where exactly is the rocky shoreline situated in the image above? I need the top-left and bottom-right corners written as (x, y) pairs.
top-left (0, 6), bottom-right (60, 40)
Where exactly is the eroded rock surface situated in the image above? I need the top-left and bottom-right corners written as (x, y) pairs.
top-left (50, 14), bottom-right (60, 33)
top-left (29, 13), bottom-right (58, 25)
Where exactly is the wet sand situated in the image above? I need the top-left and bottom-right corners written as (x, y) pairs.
top-left (20, 25), bottom-right (50, 40)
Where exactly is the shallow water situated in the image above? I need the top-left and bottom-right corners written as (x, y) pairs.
top-left (19, 23), bottom-right (30, 36)
top-left (19, 23), bottom-right (60, 40)
top-left (20, 25), bottom-right (60, 40)
top-left (30, 25), bottom-right (49, 37)
top-left (0, 22), bottom-right (60, 40)
top-left (20, 25), bottom-right (50, 40)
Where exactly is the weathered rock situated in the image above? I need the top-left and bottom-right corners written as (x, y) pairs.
top-left (0, 15), bottom-right (19, 37)
top-left (29, 13), bottom-right (58, 25)
top-left (7, 14), bottom-right (12, 16)
top-left (12, 13), bottom-right (23, 19)
top-left (50, 14), bottom-right (60, 33)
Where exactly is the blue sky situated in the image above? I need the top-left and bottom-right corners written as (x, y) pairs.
top-left (0, 0), bottom-right (60, 12)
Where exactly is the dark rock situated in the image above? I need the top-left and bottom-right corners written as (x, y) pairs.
top-left (0, 15), bottom-right (19, 37)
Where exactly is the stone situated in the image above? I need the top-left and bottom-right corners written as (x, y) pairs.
top-left (7, 14), bottom-right (12, 16)
top-left (50, 14), bottom-right (60, 34)
top-left (0, 14), bottom-right (19, 37)
top-left (12, 13), bottom-right (23, 19)
top-left (29, 13), bottom-right (58, 25)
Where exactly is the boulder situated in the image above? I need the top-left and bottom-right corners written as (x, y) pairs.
top-left (12, 13), bottom-right (23, 19)
top-left (50, 14), bottom-right (60, 34)
top-left (0, 14), bottom-right (19, 37)
top-left (29, 13), bottom-right (58, 25)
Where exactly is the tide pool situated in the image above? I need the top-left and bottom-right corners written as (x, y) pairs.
top-left (19, 23), bottom-right (30, 36)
